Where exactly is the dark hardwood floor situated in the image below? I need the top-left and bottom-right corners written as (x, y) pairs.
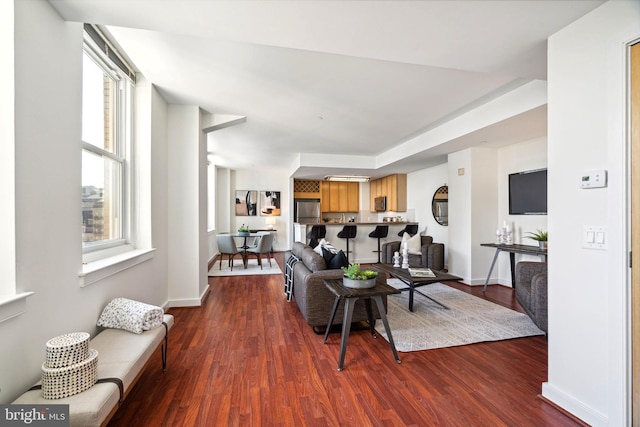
top-left (109, 253), bottom-right (583, 426)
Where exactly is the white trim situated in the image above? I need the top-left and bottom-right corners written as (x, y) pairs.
top-left (79, 248), bottom-right (155, 287)
top-left (0, 292), bottom-right (34, 324)
top-left (541, 382), bottom-right (607, 426)
top-left (166, 285), bottom-right (210, 308)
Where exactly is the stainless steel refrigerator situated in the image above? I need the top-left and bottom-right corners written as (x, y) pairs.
top-left (295, 200), bottom-right (321, 223)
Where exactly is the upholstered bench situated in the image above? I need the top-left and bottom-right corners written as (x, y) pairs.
top-left (13, 313), bottom-right (174, 427)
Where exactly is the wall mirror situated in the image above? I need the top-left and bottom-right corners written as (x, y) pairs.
top-left (432, 185), bottom-right (448, 226)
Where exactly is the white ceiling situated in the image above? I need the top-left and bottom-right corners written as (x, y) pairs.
top-left (49, 0), bottom-right (605, 179)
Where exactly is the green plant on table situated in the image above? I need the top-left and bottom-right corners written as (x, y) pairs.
top-left (238, 224), bottom-right (249, 232)
top-left (525, 229), bottom-right (548, 242)
top-left (341, 263), bottom-right (378, 280)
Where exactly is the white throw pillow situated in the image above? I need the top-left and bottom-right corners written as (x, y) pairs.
top-left (323, 241), bottom-right (338, 254)
top-left (313, 238), bottom-right (338, 255)
top-left (406, 233), bottom-right (422, 255)
top-left (313, 239), bottom-right (326, 255)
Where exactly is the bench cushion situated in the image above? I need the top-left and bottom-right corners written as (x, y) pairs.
top-left (13, 314), bottom-right (174, 427)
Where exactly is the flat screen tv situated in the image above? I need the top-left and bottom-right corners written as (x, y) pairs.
top-left (508, 168), bottom-right (547, 215)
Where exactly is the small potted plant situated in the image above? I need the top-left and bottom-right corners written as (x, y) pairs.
top-left (341, 263), bottom-right (378, 289)
top-left (525, 229), bottom-right (548, 250)
top-left (237, 224), bottom-right (250, 236)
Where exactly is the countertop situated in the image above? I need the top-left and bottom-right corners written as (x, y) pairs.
top-left (295, 221), bottom-right (417, 226)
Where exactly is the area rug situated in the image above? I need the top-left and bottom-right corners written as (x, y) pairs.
top-left (208, 258), bottom-right (282, 277)
top-left (375, 279), bottom-right (545, 352)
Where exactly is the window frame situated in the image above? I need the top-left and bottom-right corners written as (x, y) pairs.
top-left (82, 28), bottom-right (135, 259)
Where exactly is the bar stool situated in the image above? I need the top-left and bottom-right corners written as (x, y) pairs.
top-left (397, 224), bottom-right (419, 237)
top-left (337, 225), bottom-right (357, 263)
top-left (307, 225), bottom-right (326, 248)
top-left (369, 225), bottom-right (388, 263)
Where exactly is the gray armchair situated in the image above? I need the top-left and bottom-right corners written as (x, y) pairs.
top-left (216, 234), bottom-right (242, 270)
top-left (380, 236), bottom-right (445, 271)
top-left (515, 261), bottom-right (548, 333)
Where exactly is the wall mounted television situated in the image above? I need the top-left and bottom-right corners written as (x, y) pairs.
top-left (508, 168), bottom-right (547, 215)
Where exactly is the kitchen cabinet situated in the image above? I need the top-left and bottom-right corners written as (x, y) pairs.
top-left (321, 181), bottom-right (331, 212)
top-left (293, 179), bottom-right (321, 199)
top-left (321, 181), bottom-right (359, 213)
top-left (369, 174), bottom-right (407, 212)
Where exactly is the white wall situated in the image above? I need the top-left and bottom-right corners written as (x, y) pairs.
top-left (0, 0), bottom-right (171, 403)
top-left (230, 168), bottom-right (290, 251)
top-left (167, 105), bottom-right (209, 306)
top-left (494, 137), bottom-right (548, 284)
top-left (0, 0), bottom-right (15, 296)
top-left (544, 1), bottom-right (639, 425)
top-left (407, 163), bottom-right (449, 265)
top-left (448, 149), bottom-right (473, 280)
top-left (435, 138), bottom-right (547, 285)
top-left (447, 147), bottom-right (499, 284)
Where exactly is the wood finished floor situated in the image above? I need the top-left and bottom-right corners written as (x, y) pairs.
top-left (109, 253), bottom-right (583, 427)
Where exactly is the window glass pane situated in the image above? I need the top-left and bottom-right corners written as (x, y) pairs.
top-left (82, 150), bottom-right (122, 243)
top-left (82, 53), bottom-right (116, 154)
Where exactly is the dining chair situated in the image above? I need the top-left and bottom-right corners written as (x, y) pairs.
top-left (246, 231), bottom-right (269, 250)
top-left (216, 234), bottom-right (242, 271)
top-left (246, 233), bottom-right (275, 269)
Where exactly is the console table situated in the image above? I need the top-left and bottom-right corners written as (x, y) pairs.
top-left (480, 243), bottom-right (547, 292)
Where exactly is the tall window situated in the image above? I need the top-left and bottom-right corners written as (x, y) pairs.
top-left (82, 26), bottom-right (134, 255)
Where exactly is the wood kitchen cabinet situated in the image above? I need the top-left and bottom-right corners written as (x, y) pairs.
top-left (321, 181), bottom-right (359, 212)
top-left (369, 174), bottom-right (407, 212)
top-left (293, 179), bottom-right (321, 199)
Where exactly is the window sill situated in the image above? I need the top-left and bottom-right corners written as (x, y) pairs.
top-left (79, 248), bottom-right (156, 287)
top-left (0, 292), bottom-right (35, 324)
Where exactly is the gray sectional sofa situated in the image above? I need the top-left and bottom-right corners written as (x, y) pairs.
top-left (286, 242), bottom-right (386, 330)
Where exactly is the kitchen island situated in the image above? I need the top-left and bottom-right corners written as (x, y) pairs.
top-left (293, 222), bottom-right (419, 264)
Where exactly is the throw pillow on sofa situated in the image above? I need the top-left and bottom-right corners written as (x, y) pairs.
top-left (328, 250), bottom-right (349, 269)
top-left (407, 233), bottom-right (422, 255)
top-left (314, 239), bottom-right (338, 256)
top-left (321, 246), bottom-right (335, 265)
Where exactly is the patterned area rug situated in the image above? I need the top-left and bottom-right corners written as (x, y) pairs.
top-left (375, 279), bottom-right (544, 352)
top-left (208, 258), bottom-right (282, 276)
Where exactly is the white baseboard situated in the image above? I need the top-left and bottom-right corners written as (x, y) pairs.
top-left (165, 285), bottom-right (210, 308)
top-left (541, 382), bottom-right (607, 426)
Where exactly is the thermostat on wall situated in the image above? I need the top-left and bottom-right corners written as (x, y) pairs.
top-left (580, 170), bottom-right (607, 189)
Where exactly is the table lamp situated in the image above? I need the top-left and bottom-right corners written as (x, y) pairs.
top-left (266, 217), bottom-right (276, 230)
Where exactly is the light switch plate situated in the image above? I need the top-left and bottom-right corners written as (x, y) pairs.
top-left (583, 225), bottom-right (607, 250)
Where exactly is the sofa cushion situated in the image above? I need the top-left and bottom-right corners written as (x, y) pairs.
top-left (321, 246), bottom-right (335, 265)
top-left (406, 233), bottom-right (422, 255)
top-left (328, 250), bottom-right (348, 269)
top-left (294, 243), bottom-right (327, 272)
top-left (314, 239), bottom-right (338, 256)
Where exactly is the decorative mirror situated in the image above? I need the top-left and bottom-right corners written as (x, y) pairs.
top-left (432, 185), bottom-right (448, 226)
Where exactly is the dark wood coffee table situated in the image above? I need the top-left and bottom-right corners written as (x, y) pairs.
top-left (371, 264), bottom-right (462, 312)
